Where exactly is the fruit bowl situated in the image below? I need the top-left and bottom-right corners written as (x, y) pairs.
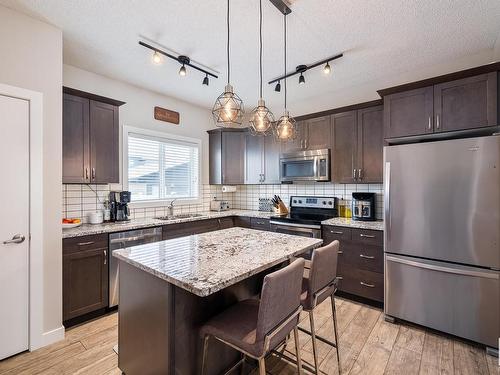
top-left (62, 218), bottom-right (82, 229)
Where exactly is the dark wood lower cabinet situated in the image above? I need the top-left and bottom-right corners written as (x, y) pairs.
top-left (322, 225), bottom-right (384, 303)
top-left (63, 234), bottom-right (108, 322)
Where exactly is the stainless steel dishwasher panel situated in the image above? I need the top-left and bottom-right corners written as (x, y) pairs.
top-left (385, 254), bottom-right (499, 347)
top-left (109, 227), bottom-right (162, 307)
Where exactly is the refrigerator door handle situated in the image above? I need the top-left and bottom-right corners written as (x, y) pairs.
top-left (384, 162), bottom-right (391, 241)
top-left (386, 255), bottom-right (499, 280)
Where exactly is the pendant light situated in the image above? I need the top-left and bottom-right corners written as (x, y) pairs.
top-left (274, 13), bottom-right (296, 141)
top-left (249, 0), bottom-right (275, 136)
top-left (212, 0), bottom-right (244, 127)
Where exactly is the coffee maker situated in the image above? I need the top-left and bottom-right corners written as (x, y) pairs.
top-left (109, 191), bottom-right (131, 222)
top-left (351, 192), bottom-right (376, 221)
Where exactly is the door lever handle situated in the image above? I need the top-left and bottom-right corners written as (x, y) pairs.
top-left (3, 234), bottom-right (26, 244)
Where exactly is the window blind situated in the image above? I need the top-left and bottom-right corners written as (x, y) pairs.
top-left (127, 133), bottom-right (199, 201)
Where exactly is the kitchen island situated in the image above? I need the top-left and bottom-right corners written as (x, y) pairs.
top-left (113, 227), bottom-right (323, 375)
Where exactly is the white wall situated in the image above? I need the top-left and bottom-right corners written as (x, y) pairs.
top-left (63, 64), bottom-right (213, 184)
top-left (0, 5), bottom-right (63, 335)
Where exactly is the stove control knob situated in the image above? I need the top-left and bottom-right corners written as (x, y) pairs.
top-left (328, 201), bottom-right (333, 205)
top-left (298, 200), bottom-right (302, 204)
top-left (293, 200), bottom-right (297, 204)
top-left (322, 201), bottom-right (327, 205)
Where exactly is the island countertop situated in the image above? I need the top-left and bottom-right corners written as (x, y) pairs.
top-left (113, 227), bottom-right (323, 297)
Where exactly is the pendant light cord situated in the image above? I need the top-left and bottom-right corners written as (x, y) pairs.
top-left (284, 13), bottom-right (287, 110)
top-left (227, 0), bottom-right (230, 85)
top-left (259, 0), bottom-right (263, 99)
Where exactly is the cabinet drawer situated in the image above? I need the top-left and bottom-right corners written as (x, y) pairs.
top-left (340, 243), bottom-right (383, 273)
top-left (250, 217), bottom-right (270, 231)
top-left (192, 219), bottom-right (220, 234)
top-left (351, 228), bottom-right (383, 246)
top-left (234, 216), bottom-right (252, 228)
top-left (218, 217), bottom-right (234, 229)
top-left (63, 234), bottom-right (108, 254)
top-left (322, 225), bottom-right (352, 243)
top-left (337, 264), bottom-right (383, 302)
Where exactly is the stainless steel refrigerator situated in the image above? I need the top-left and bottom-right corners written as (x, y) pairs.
top-left (384, 135), bottom-right (499, 349)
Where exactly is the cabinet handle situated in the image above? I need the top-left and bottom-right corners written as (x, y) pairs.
top-left (359, 254), bottom-right (375, 259)
top-left (330, 230), bottom-right (343, 234)
top-left (337, 276), bottom-right (343, 280)
top-left (353, 169), bottom-right (357, 180)
top-left (261, 173), bottom-right (265, 182)
top-left (360, 281), bottom-right (375, 288)
top-left (85, 167), bottom-right (89, 180)
top-left (358, 168), bottom-right (362, 180)
top-left (91, 168), bottom-right (96, 180)
top-left (428, 116), bottom-right (432, 130)
top-left (103, 249), bottom-right (107, 265)
top-left (436, 115), bottom-right (440, 129)
top-left (338, 250), bottom-right (343, 254)
top-left (305, 139), bottom-right (308, 149)
top-left (360, 233), bottom-right (375, 238)
top-left (77, 241), bottom-right (95, 246)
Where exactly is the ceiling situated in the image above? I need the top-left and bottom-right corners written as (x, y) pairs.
top-left (2, 0), bottom-right (500, 116)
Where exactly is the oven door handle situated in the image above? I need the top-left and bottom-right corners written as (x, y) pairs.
top-left (270, 221), bottom-right (321, 230)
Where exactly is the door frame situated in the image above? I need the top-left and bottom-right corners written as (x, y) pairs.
top-left (0, 83), bottom-right (45, 351)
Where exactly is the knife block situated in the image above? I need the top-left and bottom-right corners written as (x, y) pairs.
top-left (274, 202), bottom-right (289, 215)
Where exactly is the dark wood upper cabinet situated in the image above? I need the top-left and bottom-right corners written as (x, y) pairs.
top-left (433, 73), bottom-right (497, 132)
top-left (63, 88), bottom-right (123, 184)
top-left (245, 132), bottom-right (280, 184)
top-left (208, 129), bottom-right (246, 185)
top-left (63, 94), bottom-right (90, 183)
top-left (332, 111), bottom-right (358, 183)
top-left (281, 121), bottom-right (306, 153)
top-left (357, 106), bottom-right (384, 183)
top-left (263, 135), bottom-right (281, 184)
top-left (305, 116), bottom-right (332, 150)
top-left (384, 86), bottom-right (434, 139)
top-left (332, 106), bottom-right (383, 184)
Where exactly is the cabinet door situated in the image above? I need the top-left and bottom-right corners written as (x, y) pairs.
top-left (434, 72), bottom-right (497, 132)
top-left (63, 94), bottom-right (90, 183)
top-left (209, 132), bottom-right (222, 185)
top-left (332, 111), bottom-right (358, 183)
top-left (63, 247), bottom-right (108, 321)
top-left (218, 217), bottom-right (234, 229)
top-left (245, 134), bottom-right (264, 184)
top-left (281, 121), bottom-right (306, 153)
top-left (305, 116), bottom-right (331, 150)
top-left (384, 86), bottom-right (434, 138)
top-left (222, 131), bottom-right (245, 184)
top-left (357, 106), bottom-right (383, 183)
top-left (263, 135), bottom-right (281, 184)
top-left (89, 100), bottom-right (119, 183)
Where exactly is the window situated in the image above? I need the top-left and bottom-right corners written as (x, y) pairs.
top-left (125, 129), bottom-right (200, 203)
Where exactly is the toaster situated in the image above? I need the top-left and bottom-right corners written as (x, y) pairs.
top-left (210, 200), bottom-right (230, 212)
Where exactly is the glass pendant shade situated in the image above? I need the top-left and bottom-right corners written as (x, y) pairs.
top-left (212, 84), bottom-right (244, 126)
top-left (274, 110), bottom-right (296, 140)
top-left (249, 99), bottom-right (274, 135)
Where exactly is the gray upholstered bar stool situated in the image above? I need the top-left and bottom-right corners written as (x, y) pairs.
top-left (300, 240), bottom-right (341, 374)
top-left (200, 258), bottom-right (306, 375)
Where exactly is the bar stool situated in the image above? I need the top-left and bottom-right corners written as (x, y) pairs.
top-left (299, 240), bottom-right (341, 374)
top-left (200, 258), bottom-right (306, 375)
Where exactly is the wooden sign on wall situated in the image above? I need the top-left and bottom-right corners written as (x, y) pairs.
top-left (154, 106), bottom-right (180, 125)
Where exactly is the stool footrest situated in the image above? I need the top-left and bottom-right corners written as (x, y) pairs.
top-left (297, 326), bottom-right (338, 348)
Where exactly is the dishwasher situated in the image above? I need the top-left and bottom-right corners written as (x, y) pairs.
top-left (109, 227), bottom-right (163, 307)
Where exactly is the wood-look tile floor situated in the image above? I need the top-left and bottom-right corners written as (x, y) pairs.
top-left (0, 298), bottom-right (497, 375)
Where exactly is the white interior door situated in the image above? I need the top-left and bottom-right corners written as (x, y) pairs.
top-left (0, 94), bottom-right (30, 359)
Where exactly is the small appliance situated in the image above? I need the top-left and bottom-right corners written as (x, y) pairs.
top-left (109, 191), bottom-right (131, 222)
top-left (88, 210), bottom-right (104, 225)
top-left (210, 200), bottom-right (230, 212)
top-left (280, 149), bottom-right (330, 182)
top-left (351, 192), bottom-right (375, 221)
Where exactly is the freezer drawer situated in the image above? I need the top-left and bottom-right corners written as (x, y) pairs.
top-left (385, 254), bottom-right (499, 347)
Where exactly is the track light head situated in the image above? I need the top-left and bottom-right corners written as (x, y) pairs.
top-left (275, 81), bottom-right (281, 92)
top-left (177, 55), bottom-right (190, 76)
top-left (152, 51), bottom-right (162, 65)
top-left (324, 62), bottom-right (331, 74)
top-left (203, 75), bottom-right (209, 86)
top-left (179, 64), bottom-right (187, 76)
top-left (299, 73), bottom-right (305, 84)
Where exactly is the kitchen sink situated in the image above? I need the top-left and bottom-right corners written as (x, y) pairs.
top-left (155, 214), bottom-right (204, 221)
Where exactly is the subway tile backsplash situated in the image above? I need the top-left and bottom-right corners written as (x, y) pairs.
top-left (63, 182), bottom-right (383, 223)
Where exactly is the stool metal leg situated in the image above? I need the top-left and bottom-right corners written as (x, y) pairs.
top-left (201, 335), bottom-right (209, 375)
top-left (309, 312), bottom-right (320, 374)
top-left (293, 326), bottom-right (303, 375)
top-left (330, 295), bottom-right (340, 369)
top-left (258, 357), bottom-right (266, 375)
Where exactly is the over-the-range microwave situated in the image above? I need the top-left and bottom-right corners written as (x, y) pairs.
top-left (280, 149), bottom-right (330, 182)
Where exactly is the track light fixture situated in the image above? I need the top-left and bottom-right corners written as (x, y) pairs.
top-left (140, 41), bottom-right (218, 85)
top-left (275, 81), bottom-right (281, 92)
top-left (324, 61), bottom-right (331, 74)
top-left (299, 73), bottom-right (305, 84)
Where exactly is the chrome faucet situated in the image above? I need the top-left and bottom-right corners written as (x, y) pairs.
top-left (166, 199), bottom-right (176, 218)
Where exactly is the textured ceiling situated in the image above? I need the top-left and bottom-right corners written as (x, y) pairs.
top-left (2, 0), bottom-right (500, 116)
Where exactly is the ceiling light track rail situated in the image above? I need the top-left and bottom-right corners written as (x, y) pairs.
top-left (139, 41), bottom-right (218, 79)
top-left (268, 53), bottom-right (343, 84)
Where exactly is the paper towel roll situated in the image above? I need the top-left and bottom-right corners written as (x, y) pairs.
top-left (222, 185), bottom-right (237, 193)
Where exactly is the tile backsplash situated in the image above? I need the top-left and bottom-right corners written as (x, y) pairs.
top-left (63, 182), bottom-right (383, 222)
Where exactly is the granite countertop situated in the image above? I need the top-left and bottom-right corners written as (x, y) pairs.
top-left (321, 217), bottom-right (384, 231)
top-left (113, 227), bottom-right (323, 297)
top-left (62, 209), bottom-right (273, 238)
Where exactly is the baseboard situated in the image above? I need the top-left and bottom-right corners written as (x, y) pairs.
top-left (42, 326), bottom-right (65, 347)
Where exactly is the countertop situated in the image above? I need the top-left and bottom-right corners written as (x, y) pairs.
top-left (321, 217), bottom-right (384, 231)
top-left (62, 209), bottom-right (273, 238)
top-left (113, 227), bottom-right (323, 297)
